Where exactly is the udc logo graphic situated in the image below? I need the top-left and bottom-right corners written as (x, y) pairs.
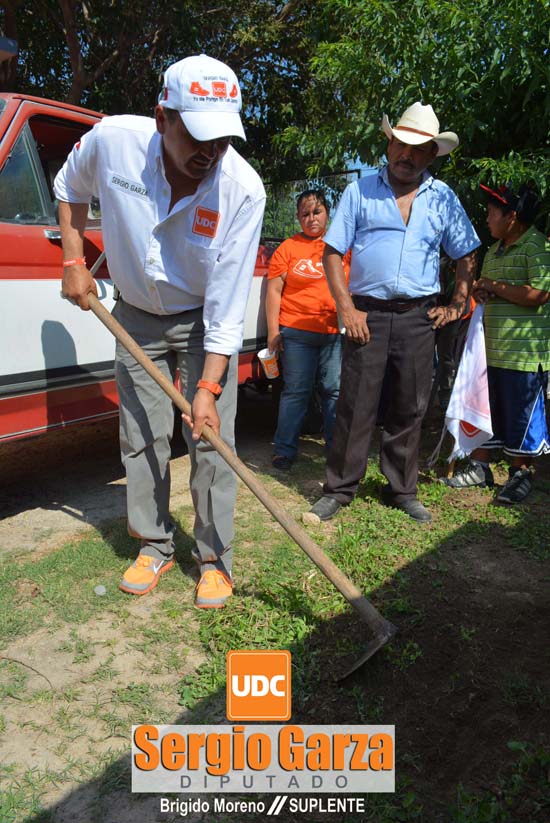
top-left (226, 650), bottom-right (291, 721)
top-left (192, 206), bottom-right (220, 238)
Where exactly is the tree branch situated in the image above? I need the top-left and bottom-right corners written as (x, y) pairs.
top-left (58, 0), bottom-right (88, 103)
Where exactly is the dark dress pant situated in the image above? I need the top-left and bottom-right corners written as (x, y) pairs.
top-left (324, 297), bottom-right (437, 504)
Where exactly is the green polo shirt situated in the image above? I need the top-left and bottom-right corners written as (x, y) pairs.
top-left (482, 226), bottom-right (550, 371)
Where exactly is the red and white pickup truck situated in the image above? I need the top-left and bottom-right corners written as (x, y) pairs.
top-left (0, 93), bottom-right (269, 443)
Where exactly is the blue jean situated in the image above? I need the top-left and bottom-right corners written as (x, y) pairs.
top-left (274, 326), bottom-right (342, 460)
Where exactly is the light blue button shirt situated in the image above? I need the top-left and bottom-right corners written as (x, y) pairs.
top-left (324, 167), bottom-right (481, 299)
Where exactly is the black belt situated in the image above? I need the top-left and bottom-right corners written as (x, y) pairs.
top-left (353, 293), bottom-right (439, 314)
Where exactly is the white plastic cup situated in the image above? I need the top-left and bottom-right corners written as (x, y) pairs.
top-left (257, 348), bottom-right (280, 379)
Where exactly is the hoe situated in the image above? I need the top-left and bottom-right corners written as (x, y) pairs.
top-left (85, 281), bottom-right (397, 676)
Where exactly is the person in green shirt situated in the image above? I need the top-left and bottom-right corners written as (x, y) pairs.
top-left (444, 183), bottom-right (550, 503)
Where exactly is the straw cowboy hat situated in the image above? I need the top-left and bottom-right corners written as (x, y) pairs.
top-left (381, 102), bottom-right (459, 156)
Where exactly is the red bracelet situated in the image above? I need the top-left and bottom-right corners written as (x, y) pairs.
top-left (197, 379), bottom-right (223, 396)
top-left (62, 257), bottom-right (87, 267)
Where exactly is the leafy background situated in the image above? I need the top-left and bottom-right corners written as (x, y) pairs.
top-left (1, 0), bottom-right (549, 225)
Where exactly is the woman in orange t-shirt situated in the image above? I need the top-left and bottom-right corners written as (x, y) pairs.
top-left (266, 189), bottom-right (347, 470)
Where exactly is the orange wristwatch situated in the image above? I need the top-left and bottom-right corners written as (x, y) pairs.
top-left (197, 379), bottom-right (223, 396)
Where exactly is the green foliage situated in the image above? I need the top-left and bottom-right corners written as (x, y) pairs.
top-left (277, 0), bottom-right (550, 222)
top-left (454, 743), bottom-right (550, 822)
top-left (386, 639), bottom-right (423, 671)
top-left (3, 0), bottom-right (548, 211)
top-left (502, 671), bottom-right (550, 710)
top-left (0, 0), bottom-right (320, 181)
top-left (263, 168), bottom-right (362, 240)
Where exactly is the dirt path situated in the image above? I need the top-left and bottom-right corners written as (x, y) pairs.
top-left (0, 419), bottom-right (189, 556)
top-left (0, 386), bottom-right (277, 557)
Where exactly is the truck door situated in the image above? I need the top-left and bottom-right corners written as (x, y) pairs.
top-left (0, 99), bottom-right (117, 442)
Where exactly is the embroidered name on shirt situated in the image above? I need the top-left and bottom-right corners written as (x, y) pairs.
top-left (110, 174), bottom-right (149, 198)
top-left (193, 206), bottom-right (220, 238)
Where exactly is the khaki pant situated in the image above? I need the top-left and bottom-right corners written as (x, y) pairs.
top-left (113, 299), bottom-right (237, 575)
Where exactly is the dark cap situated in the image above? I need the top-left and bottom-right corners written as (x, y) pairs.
top-left (480, 182), bottom-right (541, 225)
top-left (479, 183), bottom-right (520, 210)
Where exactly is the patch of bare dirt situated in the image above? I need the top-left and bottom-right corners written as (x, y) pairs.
top-left (0, 386), bottom-right (277, 558)
top-left (300, 423), bottom-right (550, 819)
top-left (0, 418), bottom-right (194, 557)
top-left (2, 598), bottom-right (203, 773)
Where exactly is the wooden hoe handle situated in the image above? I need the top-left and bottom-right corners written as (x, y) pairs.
top-left (88, 293), bottom-right (396, 642)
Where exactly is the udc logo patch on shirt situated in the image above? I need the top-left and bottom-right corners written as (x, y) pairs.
top-left (193, 206), bottom-right (220, 238)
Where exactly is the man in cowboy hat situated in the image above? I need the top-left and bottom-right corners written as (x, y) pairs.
top-left (308, 102), bottom-right (480, 523)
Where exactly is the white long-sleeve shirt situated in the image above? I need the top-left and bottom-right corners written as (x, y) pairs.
top-left (54, 115), bottom-right (266, 354)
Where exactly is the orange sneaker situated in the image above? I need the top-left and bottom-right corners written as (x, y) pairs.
top-left (195, 570), bottom-right (233, 609)
top-left (119, 554), bottom-right (175, 595)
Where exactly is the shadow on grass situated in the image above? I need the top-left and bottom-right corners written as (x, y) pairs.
top-left (16, 466), bottom-right (550, 823)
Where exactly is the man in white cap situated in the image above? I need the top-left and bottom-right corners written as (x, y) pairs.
top-left (55, 55), bottom-right (266, 606)
top-left (308, 102), bottom-right (480, 523)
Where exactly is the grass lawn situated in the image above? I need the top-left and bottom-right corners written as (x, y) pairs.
top-left (1, 414), bottom-right (549, 822)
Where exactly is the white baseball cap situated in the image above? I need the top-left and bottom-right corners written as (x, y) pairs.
top-left (158, 54), bottom-right (246, 142)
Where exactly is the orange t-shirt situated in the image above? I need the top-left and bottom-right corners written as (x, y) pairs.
top-left (267, 233), bottom-right (349, 334)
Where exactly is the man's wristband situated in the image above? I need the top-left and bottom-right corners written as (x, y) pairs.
top-left (63, 257), bottom-right (86, 267)
top-left (197, 380), bottom-right (222, 397)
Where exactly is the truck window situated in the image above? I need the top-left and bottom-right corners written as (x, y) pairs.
top-left (0, 124), bottom-right (53, 223)
top-left (28, 115), bottom-right (101, 226)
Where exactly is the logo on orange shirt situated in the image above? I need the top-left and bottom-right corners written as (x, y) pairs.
top-left (226, 650), bottom-right (291, 721)
top-left (293, 259), bottom-right (324, 279)
top-left (190, 81), bottom-right (210, 96)
top-left (193, 206), bottom-right (220, 238)
top-left (212, 81), bottom-right (227, 98)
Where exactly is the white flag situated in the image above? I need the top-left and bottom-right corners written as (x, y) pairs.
top-left (429, 304), bottom-right (493, 464)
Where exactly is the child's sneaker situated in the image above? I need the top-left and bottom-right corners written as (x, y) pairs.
top-left (442, 460), bottom-right (494, 489)
top-left (496, 469), bottom-right (533, 504)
